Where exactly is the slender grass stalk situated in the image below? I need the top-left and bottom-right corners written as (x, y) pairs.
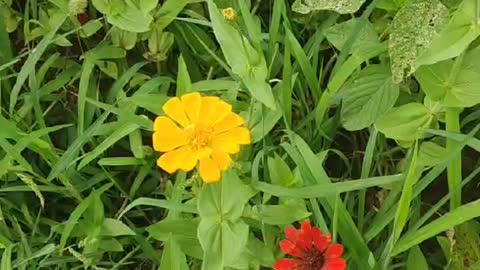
top-left (446, 107), bottom-right (462, 210)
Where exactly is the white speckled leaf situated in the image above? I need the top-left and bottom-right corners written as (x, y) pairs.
top-left (389, 0), bottom-right (448, 83)
top-left (292, 0), bottom-right (366, 14)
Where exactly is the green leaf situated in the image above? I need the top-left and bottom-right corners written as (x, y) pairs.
top-left (159, 237), bottom-right (189, 270)
top-left (79, 20), bottom-right (103, 38)
top-left (1, 245), bottom-right (12, 270)
top-left (388, 0), bottom-right (448, 82)
top-left (341, 65), bottom-right (399, 131)
top-left (111, 27), bottom-right (137, 50)
top-left (375, 103), bottom-right (437, 141)
top-left (207, 1), bottom-right (275, 109)
top-left (253, 174), bottom-right (403, 198)
top-left (417, 0), bottom-right (480, 66)
top-left (95, 0), bottom-right (153, 32)
top-left (155, 0), bottom-right (190, 31)
top-left (292, 0), bottom-right (366, 14)
top-left (324, 18), bottom-right (381, 55)
top-left (147, 219), bottom-right (203, 259)
top-left (267, 154), bottom-right (295, 187)
top-left (9, 13), bottom-right (68, 114)
top-left (176, 54), bottom-right (191, 96)
top-left (393, 143), bottom-right (419, 242)
top-left (249, 102), bottom-right (282, 143)
top-left (393, 198), bottom-right (480, 255)
top-left (248, 204), bottom-right (311, 225)
top-left (407, 246), bottom-right (429, 270)
top-left (197, 170), bottom-right (255, 269)
top-left (59, 183), bottom-right (112, 251)
top-left (100, 218), bottom-right (135, 236)
top-left (418, 141), bottom-right (448, 167)
top-left (416, 47), bottom-right (480, 108)
top-left (118, 198), bottom-right (198, 218)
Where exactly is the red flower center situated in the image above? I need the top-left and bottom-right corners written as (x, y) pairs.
top-left (300, 247), bottom-right (325, 270)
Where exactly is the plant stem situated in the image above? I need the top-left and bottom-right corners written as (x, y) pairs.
top-left (446, 107), bottom-right (462, 210)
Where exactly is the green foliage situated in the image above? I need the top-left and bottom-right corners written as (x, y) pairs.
top-left (2, 0), bottom-right (480, 269)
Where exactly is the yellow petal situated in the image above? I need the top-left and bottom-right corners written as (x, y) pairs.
top-left (157, 147), bottom-right (187, 173)
top-left (162, 97), bottom-right (190, 127)
top-left (153, 117), bottom-right (188, 152)
top-left (179, 147), bottom-right (198, 171)
top-left (198, 96), bottom-right (220, 125)
top-left (198, 96), bottom-right (232, 125)
top-left (214, 113), bottom-right (245, 134)
top-left (181, 92), bottom-right (202, 123)
top-left (212, 150), bottom-right (231, 170)
top-left (157, 146), bottom-right (197, 173)
top-left (211, 100), bottom-right (232, 125)
top-left (215, 127), bottom-right (251, 145)
top-left (199, 157), bottom-right (221, 183)
top-left (211, 138), bottom-right (240, 154)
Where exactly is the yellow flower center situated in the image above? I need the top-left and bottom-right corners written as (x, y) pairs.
top-left (187, 125), bottom-right (214, 150)
top-left (223, 7), bottom-right (235, 21)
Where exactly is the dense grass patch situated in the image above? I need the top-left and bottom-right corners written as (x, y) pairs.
top-left (1, 0), bottom-right (480, 269)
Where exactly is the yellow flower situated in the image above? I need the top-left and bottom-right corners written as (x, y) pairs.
top-left (222, 7), bottom-right (235, 21)
top-left (152, 92), bottom-right (250, 183)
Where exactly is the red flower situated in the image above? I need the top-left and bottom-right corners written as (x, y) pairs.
top-left (76, 14), bottom-right (89, 26)
top-left (274, 221), bottom-right (346, 270)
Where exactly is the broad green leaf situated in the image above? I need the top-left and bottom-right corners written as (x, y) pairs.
top-left (111, 27), bottom-right (137, 50)
top-left (93, 0), bottom-right (153, 32)
top-left (98, 239), bottom-right (124, 252)
top-left (393, 198), bottom-right (480, 255)
top-left (324, 18), bottom-right (381, 55)
top-left (207, 1), bottom-right (275, 109)
top-left (341, 65), bottom-right (399, 131)
top-left (375, 103), bottom-right (438, 141)
top-left (416, 47), bottom-right (480, 108)
top-left (147, 219), bottom-right (203, 259)
top-left (100, 218), bottom-right (135, 236)
top-left (407, 246), bottom-right (428, 270)
top-left (418, 141), bottom-right (448, 167)
top-left (388, 0), bottom-right (448, 82)
top-left (267, 154), bottom-right (295, 187)
top-left (245, 237), bottom-right (275, 267)
top-left (79, 20), bottom-right (103, 38)
top-left (197, 170), bottom-right (255, 269)
top-left (155, 0), bottom-right (190, 31)
top-left (417, 0), bottom-right (480, 66)
top-left (248, 204), bottom-right (311, 225)
top-left (292, 0), bottom-right (366, 14)
top-left (159, 237), bottom-right (189, 270)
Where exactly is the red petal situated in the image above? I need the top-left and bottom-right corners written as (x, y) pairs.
top-left (322, 258), bottom-right (346, 270)
top-left (324, 244), bottom-right (344, 259)
top-left (300, 221), bottom-right (313, 239)
top-left (280, 240), bottom-right (303, 258)
top-left (313, 229), bottom-right (331, 252)
top-left (285, 226), bottom-right (299, 242)
top-left (274, 259), bottom-right (302, 270)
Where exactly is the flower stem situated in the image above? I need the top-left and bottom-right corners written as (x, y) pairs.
top-left (446, 107), bottom-right (462, 210)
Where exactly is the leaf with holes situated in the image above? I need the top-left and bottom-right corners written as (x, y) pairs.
top-left (292, 0), bottom-right (366, 14)
top-left (389, 0), bottom-right (448, 82)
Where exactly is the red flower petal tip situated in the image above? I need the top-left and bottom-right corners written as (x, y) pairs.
top-left (274, 221), bottom-right (346, 270)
